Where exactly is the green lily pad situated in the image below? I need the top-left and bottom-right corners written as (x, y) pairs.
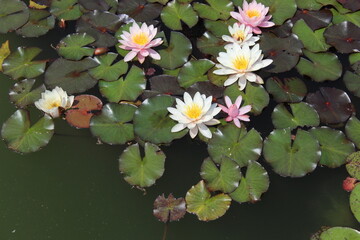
top-left (296, 50), bottom-right (342, 82)
top-left (99, 65), bottom-right (145, 102)
top-left (208, 124), bottom-right (263, 167)
top-left (1, 109), bottom-right (54, 153)
top-left (350, 185), bottom-right (360, 223)
top-left (9, 79), bottom-right (46, 108)
top-left (153, 194), bottom-right (186, 223)
top-left (343, 71), bottom-right (360, 98)
top-left (117, 0), bottom-right (163, 22)
top-left (345, 116), bottom-right (360, 149)
top-left (133, 95), bottom-right (187, 144)
top-left (89, 53), bottom-right (128, 82)
top-left (148, 0), bottom-right (169, 4)
top-left (272, 102), bottom-right (320, 130)
top-left (263, 128), bottom-right (320, 177)
top-left (203, 18), bottom-right (237, 38)
top-left (224, 83), bottom-right (269, 115)
top-left (265, 77), bottom-right (307, 103)
top-left (153, 31), bottom-right (192, 70)
top-left (316, 0), bottom-right (350, 14)
top-left (346, 151), bottom-right (360, 180)
top-left (331, 8), bottom-right (360, 27)
top-left (197, 31), bottom-right (225, 57)
top-left (257, 0), bottom-right (297, 25)
top-left (44, 57), bottom-right (99, 95)
top-left (230, 161), bottom-right (269, 203)
top-left (160, 0), bottom-right (198, 30)
top-left (50, 0), bottom-right (82, 20)
top-left (90, 103), bottom-right (137, 145)
top-left (78, 0), bottom-right (110, 11)
top-left (208, 66), bottom-right (228, 87)
top-left (3, 47), bottom-right (46, 80)
top-left (296, 0), bottom-right (322, 10)
top-left (15, 9), bottom-right (55, 38)
top-left (0, 0), bottom-right (29, 34)
top-left (57, 33), bottom-right (96, 61)
top-left (178, 59), bottom-right (215, 88)
top-left (320, 227), bottom-right (360, 240)
top-left (200, 157), bottom-right (241, 193)
top-left (185, 180), bottom-right (232, 221)
top-left (309, 127), bottom-right (355, 168)
top-left (119, 142), bottom-right (166, 188)
top-left (193, 0), bottom-right (233, 21)
top-left (350, 53), bottom-right (360, 65)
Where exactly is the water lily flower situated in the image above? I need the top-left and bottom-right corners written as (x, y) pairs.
top-left (118, 22), bottom-right (163, 64)
top-left (222, 23), bottom-right (259, 49)
top-left (167, 92), bottom-right (221, 139)
top-left (218, 96), bottom-right (251, 128)
top-left (231, 0), bottom-right (275, 34)
top-left (213, 43), bottom-right (273, 90)
top-left (34, 86), bottom-right (74, 118)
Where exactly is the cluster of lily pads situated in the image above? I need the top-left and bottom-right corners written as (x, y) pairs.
top-left (1, 0), bottom-right (360, 238)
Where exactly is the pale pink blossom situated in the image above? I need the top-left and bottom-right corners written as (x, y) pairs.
top-left (218, 95), bottom-right (251, 128)
top-left (118, 22), bottom-right (163, 64)
top-left (230, 0), bottom-right (275, 34)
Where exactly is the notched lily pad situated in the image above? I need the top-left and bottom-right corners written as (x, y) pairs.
top-left (153, 194), bottom-right (186, 223)
top-left (57, 33), bottom-right (96, 61)
top-left (0, 0), bottom-right (29, 34)
top-left (266, 77), bottom-right (307, 103)
top-left (16, 9), bottom-right (55, 37)
top-left (193, 0), bottom-right (233, 21)
top-left (257, 0), bottom-right (297, 25)
top-left (9, 79), bottom-right (46, 108)
top-left (324, 21), bottom-right (360, 54)
top-left (50, 0), bottom-right (82, 20)
top-left (118, 0), bottom-right (162, 22)
top-left (89, 53), bottom-right (128, 82)
top-left (161, 0), bottom-right (198, 30)
top-left (292, 9), bottom-right (332, 31)
top-left (178, 59), bottom-right (215, 88)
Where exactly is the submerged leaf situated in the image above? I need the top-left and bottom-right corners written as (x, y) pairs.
top-left (153, 194), bottom-right (186, 223)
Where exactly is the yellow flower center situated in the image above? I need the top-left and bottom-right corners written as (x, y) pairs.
top-left (246, 10), bottom-right (260, 18)
top-left (185, 104), bottom-right (202, 119)
top-left (46, 102), bottom-right (60, 109)
top-left (233, 56), bottom-right (249, 71)
top-left (132, 32), bottom-right (149, 46)
top-left (233, 30), bottom-right (245, 41)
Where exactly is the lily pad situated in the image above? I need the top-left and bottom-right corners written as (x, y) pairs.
top-left (193, 0), bottom-right (233, 21)
top-left (133, 95), bottom-right (187, 144)
top-left (345, 116), bottom-right (360, 148)
top-left (331, 8), bottom-right (360, 27)
top-left (149, 75), bottom-right (184, 95)
top-left (346, 151), bottom-right (360, 179)
top-left (310, 127), bottom-right (355, 168)
top-left (320, 227), bottom-right (360, 240)
top-left (187, 82), bottom-right (224, 99)
top-left (90, 103), bottom-right (137, 145)
top-left (57, 33), bottom-right (96, 61)
top-left (3, 47), bottom-right (46, 80)
top-left (257, 0), bottom-right (297, 25)
top-left (324, 21), bottom-right (360, 54)
top-left (185, 180), bottom-right (232, 221)
top-left (50, 0), bottom-right (82, 20)
top-left (200, 157), bottom-right (241, 193)
top-left (161, 0), bottom-right (198, 30)
top-left (316, 0), bottom-right (351, 14)
top-left (350, 185), bottom-right (360, 223)
top-left (203, 19), bottom-right (237, 38)
top-left (230, 161), bottom-right (269, 203)
top-left (153, 194), bottom-right (186, 223)
top-left (0, 0), bottom-right (29, 34)
top-left (178, 59), bottom-right (215, 88)
top-left (0, 40), bottom-right (10, 72)
top-left (272, 102), bottom-right (320, 130)
top-left (15, 9), bottom-right (55, 38)
top-left (295, 0), bottom-right (322, 10)
top-left (296, 50), bottom-right (342, 82)
top-left (99, 65), bottom-right (145, 102)
top-left (117, 0), bottom-right (163, 22)
top-left (1, 109), bottom-right (54, 153)
top-left (292, 9), bottom-right (332, 30)
top-left (265, 77), bottom-right (307, 103)
top-left (44, 58), bottom-right (99, 95)
top-left (344, 71), bottom-right (360, 98)
top-left (9, 79), bottom-right (46, 108)
top-left (208, 124), bottom-right (263, 167)
top-left (89, 53), bottom-right (128, 82)
top-left (337, 0), bottom-right (360, 11)
top-left (119, 142), bottom-right (166, 188)
top-left (263, 128), bottom-right (320, 177)
top-left (78, 0), bottom-right (110, 11)
top-left (197, 31), bottom-right (225, 57)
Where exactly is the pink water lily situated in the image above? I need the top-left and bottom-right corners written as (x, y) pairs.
top-left (118, 22), bottom-right (163, 64)
top-left (231, 0), bottom-right (275, 34)
top-left (218, 95), bottom-right (251, 128)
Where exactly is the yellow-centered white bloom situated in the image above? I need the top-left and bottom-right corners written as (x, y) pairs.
top-left (167, 92), bottom-right (221, 139)
top-left (222, 23), bottom-right (259, 49)
top-left (34, 86), bottom-right (74, 118)
top-left (213, 43), bottom-right (272, 90)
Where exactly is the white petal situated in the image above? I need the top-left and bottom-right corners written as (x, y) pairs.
top-left (171, 123), bottom-right (187, 132)
top-left (189, 126), bottom-right (199, 138)
top-left (198, 123), bottom-right (212, 138)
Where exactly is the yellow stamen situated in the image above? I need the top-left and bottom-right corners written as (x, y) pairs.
top-left (46, 102), bottom-right (60, 109)
top-left (233, 30), bottom-right (245, 41)
top-left (185, 104), bottom-right (202, 119)
top-left (233, 56), bottom-right (249, 71)
top-left (132, 32), bottom-right (149, 45)
top-left (246, 10), bottom-right (260, 18)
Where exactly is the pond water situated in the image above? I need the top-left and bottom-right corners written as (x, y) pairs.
top-left (0, 12), bottom-right (359, 240)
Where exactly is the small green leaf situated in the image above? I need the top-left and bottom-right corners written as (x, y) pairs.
top-left (0, 0), bottom-right (29, 33)
top-left (50, 0), bottom-right (82, 20)
top-left (9, 79), bottom-right (46, 108)
top-left (346, 151), bottom-right (360, 180)
top-left (178, 59), bottom-right (214, 88)
top-left (197, 31), bottom-right (225, 57)
top-left (331, 8), bottom-right (360, 27)
top-left (193, 0), bottom-right (233, 21)
top-left (350, 185), bottom-right (360, 225)
top-left (266, 77), bottom-right (307, 103)
top-left (57, 33), bottom-right (95, 61)
top-left (257, 0), bottom-right (297, 25)
top-left (320, 227), bottom-right (360, 240)
top-left (296, 0), bottom-right (322, 10)
top-left (345, 116), bottom-right (360, 149)
top-left (161, 0), bottom-right (198, 30)
top-left (16, 9), bottom-right (55, 38)
top-left (344, 71), bottom-right (360, 98)
top-left (203, 18), bottom-right (237, 38)
top-left (89, 53), bottom-right (128, 82)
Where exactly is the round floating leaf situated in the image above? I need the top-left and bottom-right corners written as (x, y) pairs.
top-left (292, 9), bottom-right (332, 30)
top-left (324, 21), bottom-right (360, 54)
top-left (306, 87), bottom-right (354, 125)
top-left (99, 65), bottom-right (145, 102)
top-left (90, 103), bottom-right (137, 145)
top-left (208, 66), bottom-right (228, 87)
top-left (197, 31), bottom-right (225, 57)
top-left (44, 57), bottom-right (99, 95)
top-left (350, 185), bottom-right (360, 223)
top-left (9, 79), bottom-right (46, 108)
top-left (161, 0), bottom-right (198, 30)
top-left (203, 18), bottom-right (237, 38)
top-left (89, 53), bottom-right (128, 82)
top-left (50, 0), bottom-right (82, 20)
top-left (119, 142), bottom-right (166, 188)
top-left (78, 0), bottom-right (110, 11)
top-left (263, 128), bottom-right (320, 177)
top-left (148, 75), bottom-right (184, 96)
top-left (193, 0), bottom-right (233, 21)
top-left (133, 95), bottom-right (187, 144)
top-left (65, 95), bottom-right (103, 129)
top-left (310, 127), bottom-right (355, 168)
top-left (320, 227), bottom-right (360, 240)
top-left (178, 59), bottom-right (215, 88)
top-left (117, 0), bottom-right (162, 22)
top-left (153, 194), bottom-right (186, 223)
top-left (1, 109), bottom-right (54, 153)
top-left (224, 83), bottom-right (269, 115)
top-left (230, 161), bottom-right (269, 203)
top-left (331, 8), bottom-right (360, 27)
top-left (344, 71), bottom-right (360, 98)
top-left (0, 0), bottom-right (29, 34)
top-left (292, 19), bottom-right (330, 52)
top-left (346, 151), bottom-right (360, 179)
top-left (200, 157), bottom-right (241, 193)
top-left (260, 33), bottom-right (303, 73)
top-left (153, 31), bottom-right (192, 70)
top-left (57, 33), bottom-right (95, 61)
top-left (208, 124), bottom-right (263, 167)
top-left (257, 0), bottom-right (297, 25)
top-left (272, 102), bottom-right (320, 130)
top-left (317, 0), bottom-right (351, 14)
top-left (15, 9), bottom-right (55, 38)
top-left (270, 19), bottom-right (293, 38)
top-left (265, 77), bottom-right (307, 103)
top-left (185, 180), bottom-right (231, 221)
top-left (337, 0), bottom-right (360, 12)
top-left (295, 0), bottom-right (322, 10)
top-left (0, 40), bottom-right (10, 72)
top-left (3, 47), bottom-right (46, 80)
top-left (296, 50), bottom-right (342, 82)
top-left (345, 116), bottom-right (360, 148)
top-left (187, 81), bottom-right (224, 99)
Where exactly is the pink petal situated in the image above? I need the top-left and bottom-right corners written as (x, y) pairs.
top-left (238, 115), bottom-right (250, 121)
top-left (252, 27), bottom-right (262, 34)
top-left (124, 51), bottom-right (137, 62)
top-left (226, 116), bottom-right (233, 122)
top-left (258, 21), bottom-right (275, 28)
top-left (218, 104), bottom-right (229, 114)
top-left (140, 49), bottom-right (149, 57)
top-left (235, 95), bottom-right (243, 108)
top-left (233, 118), bottom-right (241, 128)
top-left (224, 96), bottom-right (232, 108)
top-left (148, 49), bottom-right (161, 60)
top-left (239, 105), bottom-right (252, 115)
top-left (138, 54), bottom-right (145, 64)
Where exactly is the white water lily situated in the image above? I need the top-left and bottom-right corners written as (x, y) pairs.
top-left (222, 23), bottom-right (259, 49)
top-left (213, 43), bottom-right (272, 90)
top-left (167, 92), bottom-right (221, 139)
top-left (34, 86), bottom-right (74, 118)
